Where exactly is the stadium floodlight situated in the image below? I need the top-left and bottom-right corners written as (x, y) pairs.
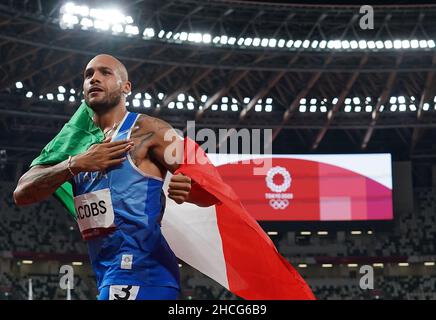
top-left (344, 98), bottom-right (351, 104)
top-left (70, 88), bottom-right (75, 94)
top-left (202, 34), bottom-right (211, 43)
top-left (309, 105), bottom-right (316, 112)
top-left (310, 98), bottom-right (317, 104)
top-left (424, 262), bottom-right (435, 266)
top-left (221, 104), bottom-right (228, 111)
top-left (278, 39), bottom-right (286, 48)
top-left (57, 94), bottom-right (65, 101)
top-left (299, 105), bottom-right (307, 112)
top-left (187, 102), bottom-right (194, 110)
top-left (341, 40), bottom-right (350, 49)
top-left (176, 102), bottom-right (184, 109)
top-left (212, 36), bottom-right (220, 44)
top-left (231, 104), bottom-right (238, 111)
top-left (165, 31), bottom-right (173, 39)
top-left (255, 104), bottom-right (262, 112)
top-left (15, 81), bottom-right (23, 89)
top-left (60, 13), bottom-right (79, 29)
top-left (327, 40), bottom-right (335, 49)
top-left (69, 96), bottom-right (75, 102)
top-left (244, 38), bottom-right (253, 46)
top-left (158, 93), bottom-right (164, 100)
top-left (353, 97), bottom-right (360, 104)
top-left (168, 102), bottom-right (175, 109)
top-left (286, 40), bottom-right (294, 48)
top-left (332, 97), bottom-right (339, 104)
top-left (399, 104), bottom-right (407, 112)
top-left (401, 40), bottom-right (410, 49)
top-left (177, 93), bottom-right (185, 102)
top-left (180, 32), bottom-right (188, 41)
top-left (311, 40), bottom-right (319, 48)
top-left (355, 106), bottom-right (362, 112)
top-left (302, 40), bottom-right (310, 48)
top-left (366, 97), bottom-right (371, 102)
top-left (389, 96), bottom-right (397, 104)
top-left (300, 231), bottom-right (311, 235)
top-left (317, 231), bottom-right (328, 235)
top-left (265, 105), bottom-right (272, 112)
top-left (410, 39), bottom-right (419, 48)
top-left (237, 38), bottom-right (244, 46)
top-left (344, 105), bottom-right (352, 112)
top-left (390, 104), bottom-right (398, 112)
top-left (319, 40), bottom-right (327, 49)
top-left (143, 100), bottom-right (151, 108)
top-left (367, 40), bottom-right (376, 49)
top-left (300, 98), bottom-right (306, 104)
top-left (112, 24), bottom-right (124, 34)
top-left (384, 40), bottom-right (393, 49)
top-left (380, 105), bottom-right (385, 112)
top-left (125, 25), bottom-right (139, 35)
top-left (394, 40), bottom-right (402, 49)
top-left (76, 17), bottom-right (93, 30)
top-left (25, 91), bottom-right (33, 98)
top-left (351, 231), bottom-right (362, 235)
top-left (428, 40), bottom-right (436, 48)
top-left (322, 264), bottom-right (333, 268)
top-left (253, 38), bottom-right (261, 46)
top-left (188, 95), bottom-right (195, 102)
top-left (144, 93), bottom-right (152, 100)
top-left (398, 96), bottom-right (406, 104)
top-left (211, 104), bottom-right (218, 111)
top-left (358, 40), bottom-right (367, 49)
top-left (365, 105), bottom-right (372, 112)
top-left (266, 98), bottom-right (273, 104)
top-left (350, 40), bottom-right (358, 49)
top-left (222, 97), bottom-right (228, 103)
top-left (376, 41), bottom-right (384, 49)
top-left (201, 95), bottom-right (208, 103)
top-left (94, 20), bottom-right (109, 31)
top-left (47, 93), bottom-right (54, 100)
top-left (232, 98), bottom-right (237, 103)
top-left (220, 35), bottom-right (228, 45)
top-left (228, 37), bottom-right (236, 45)
top-left (409, 104), bottom-right (416, 111)
top-left (423, 103), bottom-right (430, 111)
top-left (72, 262), bottom-right (83, 266)
top-left (22, 260), bottom-right (33, 264)
top-left (158, 30), bottom-right (165, 39)
top-left (132, 99), bottom-right (140, 107)
top-left (243, 97), bottom-right (250, 104)
top-left (373, 263), bottom-right (384, 268)
top-left (298, 264), bottom-right (308, 268)
top-left (419, 40), bottom-right (428, 48)
top-left (261, 38), bottom-right (269, 47)
top-left (188, 33), bottom-right (202, 43)
top-left (320, 106), bottom-right (327, 113)
top-left (398, 263), bottom-right (409, 267)
top-left (257, 99), bottom-right (262, 103)
top-left (347, 264), bottom-right (358, 268)
top-left (134, 93), bottom-right (142, 99)
top-left (142, 28), bottom-right (155, 38)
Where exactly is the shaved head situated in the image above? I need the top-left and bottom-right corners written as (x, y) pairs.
top-left (87, 54), bottom-right (128, 81)
top-left (83, 54), bottom-right (131, 113)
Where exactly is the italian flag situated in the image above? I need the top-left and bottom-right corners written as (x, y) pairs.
top-left (31, 102), bottom-right (315, 300)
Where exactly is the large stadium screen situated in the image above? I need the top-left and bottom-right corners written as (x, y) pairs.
top-left (207, 153), bottom-right (393, 221)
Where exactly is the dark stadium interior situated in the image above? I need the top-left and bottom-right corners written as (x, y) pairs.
top-left (0, 0), bottom-right (435, 300)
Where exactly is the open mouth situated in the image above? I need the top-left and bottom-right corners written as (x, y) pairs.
top-left (88, 87), bottom-right (104, 95)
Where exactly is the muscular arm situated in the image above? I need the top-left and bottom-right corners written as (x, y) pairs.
top-left (142, 116), bottom-right (219, 207)
top-left (14, 138), bottom-right (133, 206)
top-left (13, 162), bottom-right (72, 206)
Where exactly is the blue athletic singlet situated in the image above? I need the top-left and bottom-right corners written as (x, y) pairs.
top-left (71, 111), bottom-right (180, 294)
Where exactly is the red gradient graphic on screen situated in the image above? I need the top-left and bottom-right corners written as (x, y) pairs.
top-left (215, 158), bottom-right (393, 221)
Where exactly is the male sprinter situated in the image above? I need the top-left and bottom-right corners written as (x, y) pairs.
top-left (13, 54), bottom-right (217, 300)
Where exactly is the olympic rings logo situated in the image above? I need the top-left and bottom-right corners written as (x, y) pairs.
top-left (265, 166), bottom-right (291, 193)
top-left (269, 199), bottom-right (289, 210)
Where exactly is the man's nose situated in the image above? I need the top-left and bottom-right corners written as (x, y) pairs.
top-left (90, 72), bottom-right (102, 84)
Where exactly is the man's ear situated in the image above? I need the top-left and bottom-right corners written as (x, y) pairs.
top-left (122, 80), bottom-right (132, 95)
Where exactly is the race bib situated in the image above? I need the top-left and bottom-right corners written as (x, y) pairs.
top-left (74, 188), bottom-right (115, 240)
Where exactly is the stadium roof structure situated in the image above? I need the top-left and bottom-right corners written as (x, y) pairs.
top-left (0, 0), bottom-right (436, 176)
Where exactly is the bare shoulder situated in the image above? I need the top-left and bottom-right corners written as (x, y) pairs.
top-left (135, 114), bottom-right (174, 135)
